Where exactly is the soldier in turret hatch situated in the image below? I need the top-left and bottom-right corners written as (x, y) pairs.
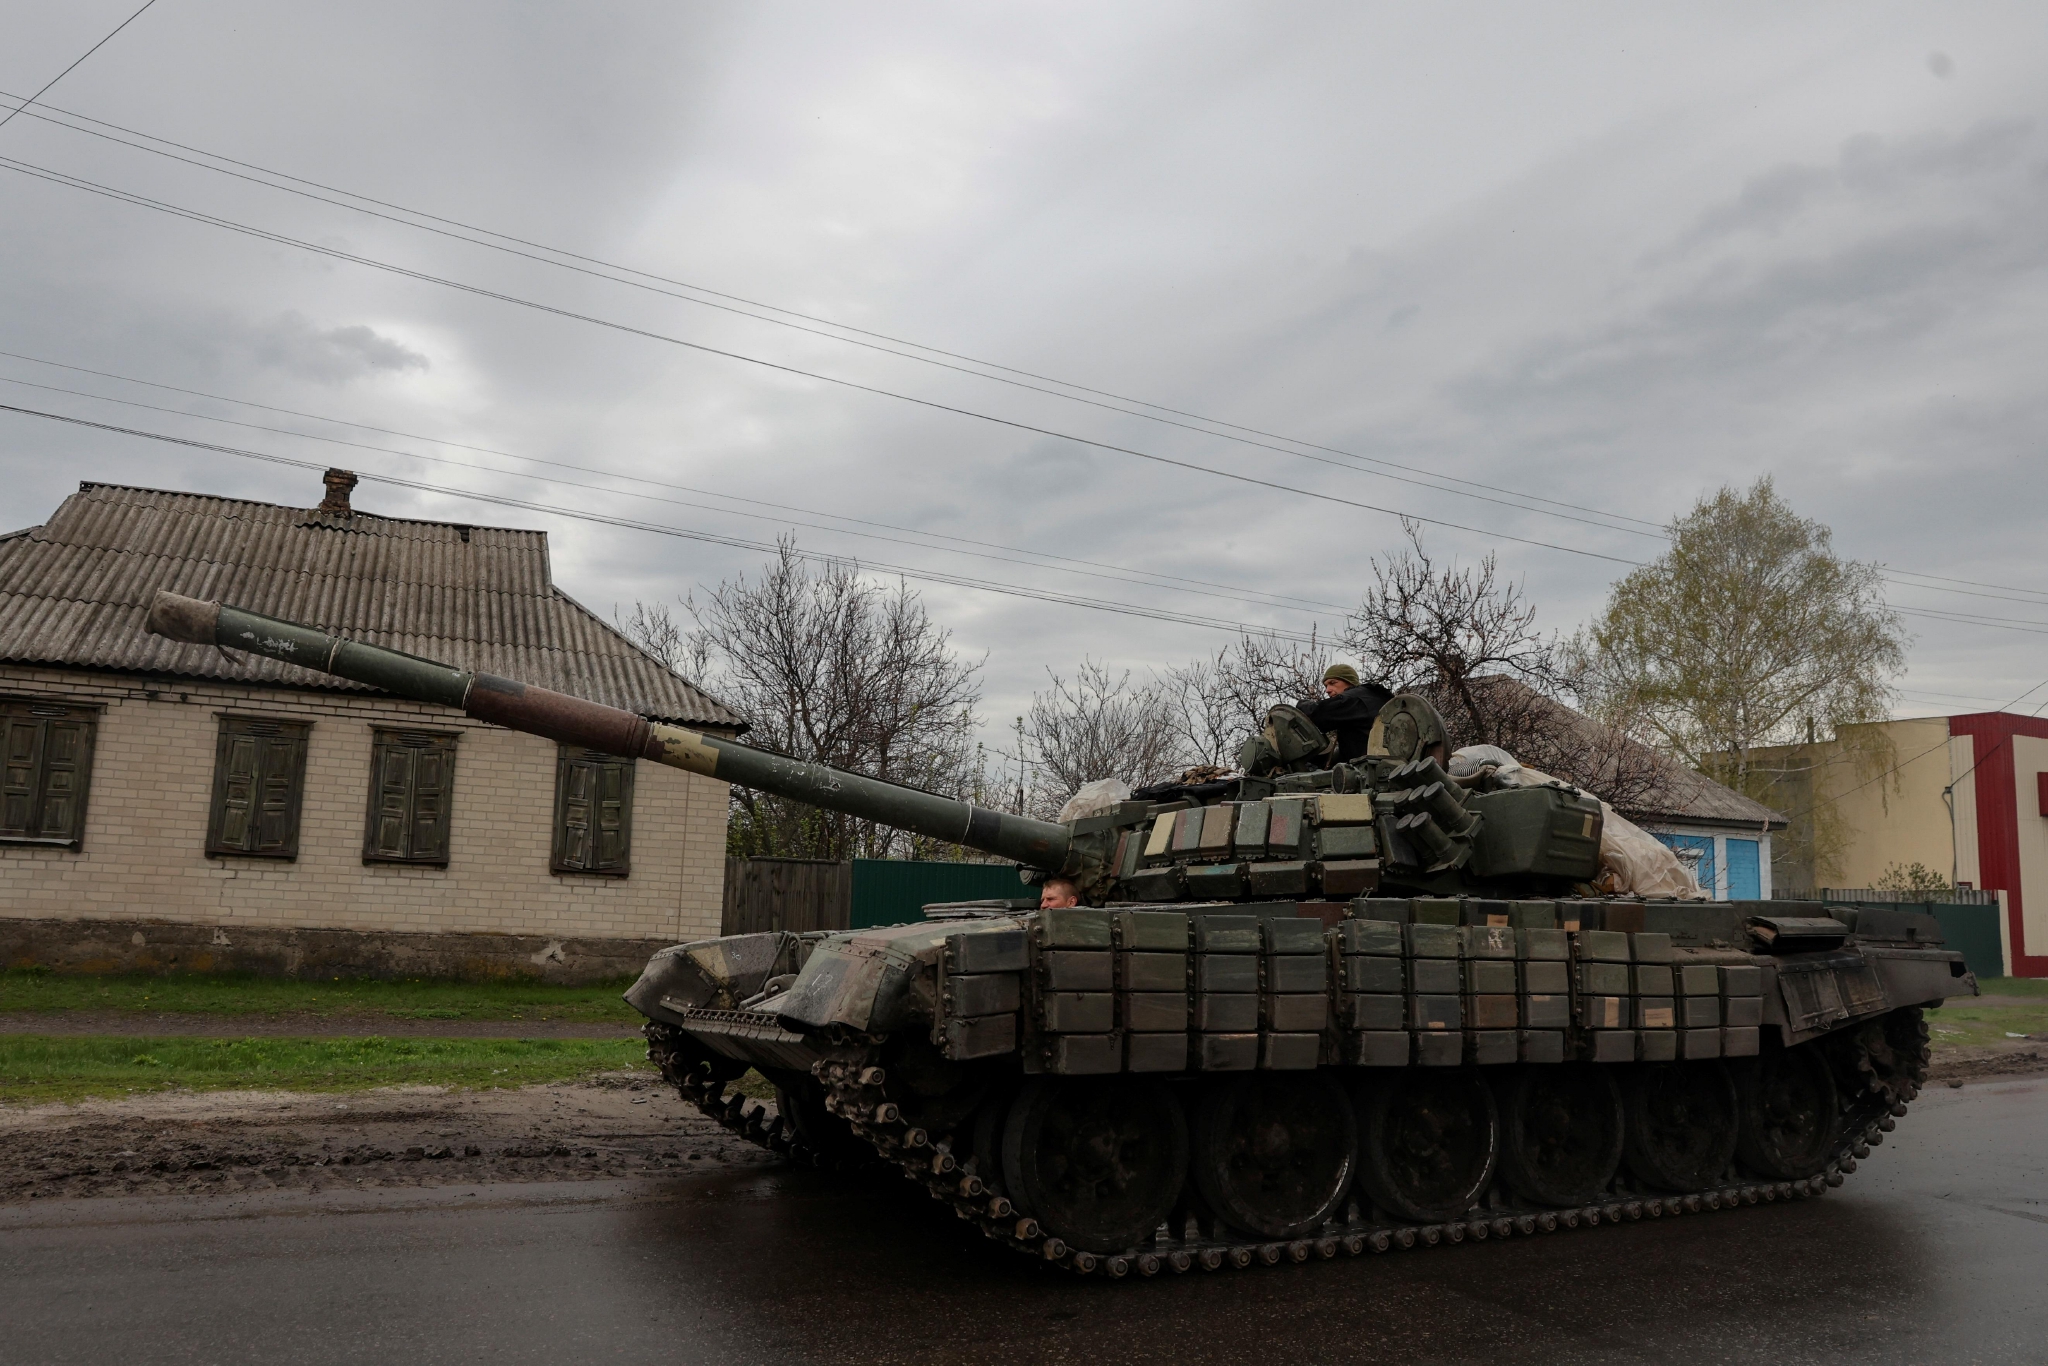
top-left (1299, 664), bottom-right (1393, 766)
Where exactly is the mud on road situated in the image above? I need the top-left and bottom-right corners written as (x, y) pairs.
top-left (0, 1073), bottom-right (771, 1203)
top-left (5, 1046), bottom-right (2043, 1208)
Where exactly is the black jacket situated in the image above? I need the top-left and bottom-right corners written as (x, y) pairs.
top-left (1297, 682), bottom-right (1393, 765)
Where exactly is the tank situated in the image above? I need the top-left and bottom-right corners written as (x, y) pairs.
top-left (146, 590), bottom-right (1976, 1276)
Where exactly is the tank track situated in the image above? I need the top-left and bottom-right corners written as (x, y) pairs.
top-left (644, 1022), bottom-right (863, 1171)
top-left (655, 1011), bottom-right (1928, 1278)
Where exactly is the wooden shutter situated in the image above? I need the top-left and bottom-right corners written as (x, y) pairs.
top-left (554, 755), bottom-right (594, 871)
top-left (0, 701), bottom-right (97, 848)
top-left (213, 732), bottom-right (261, 850)
top-left (552, 746), bottom-right (633, 876)
top-left (410, 740), bottom-right (454, 863)
top-left (594, 759), bottom-right (632, 872)
top-left (1, 714), bottom-right (42, 839)
top-left (253, 733), bottom-right (305, 854)
top-left (364, 729), bottom-right (456, 865)
top-left (207, 717), bottom-right (310, 858)
top-left (37, 719), bottom-right (93, 841)
top-left (366, 735), bottom-right (416, 860)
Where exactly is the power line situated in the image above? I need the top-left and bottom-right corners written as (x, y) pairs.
top-left (0, 152), bottom-right (1651, 568)
top-left (1774, 676), bottom-right (2048, 830)
top-left (0, 2), bottom-right (159, 134)
top-left (1894, 605), bottom-right (2048, 637)
top-left (0, 87), bottom-right (1670, 541)
top-left (0, 369), bottom-right (1347, 619)
top-left (1882, 567), bottom-right (2048, 603)
top-left (1896, 686), bottom-right (2032, 707)
top-left (0, 352), bottom-right (1339, 613)
top-left (11, 104), bottom-right (2044, 609)
top-left (11, 345), bottom-right (2045, 647)
top-left (0, 401), bottom-right (1339, 644)
top-left (1879, 569), bottom-right (2048, 609)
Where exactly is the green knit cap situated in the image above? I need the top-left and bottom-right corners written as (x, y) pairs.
top-left (1323, 663), bottom-right (1360, 687)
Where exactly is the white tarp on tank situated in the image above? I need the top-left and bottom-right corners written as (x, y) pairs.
top-left (1057, 778), bottom-right (1132, 823)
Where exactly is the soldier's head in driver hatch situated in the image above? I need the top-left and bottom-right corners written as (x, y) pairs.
top-left (1039, 876), bottom-right (1081, 910)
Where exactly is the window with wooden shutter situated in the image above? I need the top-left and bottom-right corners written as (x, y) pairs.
top-left (551, 745), bottom-right (634, 876)
top-left (205, 715), bottom-right (310, 859)
top-left (0, 699), bottom-right (98, 849)
top-left (363, 729), bottom-right (458, 866)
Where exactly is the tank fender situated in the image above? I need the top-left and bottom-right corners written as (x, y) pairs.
top-left (775, 921), bottom-right (965, 1032)
top-left (623, 933), bottom-right (796, 1023)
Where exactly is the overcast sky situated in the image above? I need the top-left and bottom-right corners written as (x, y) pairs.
top-left (2, 1), bottom-right (2044, 749)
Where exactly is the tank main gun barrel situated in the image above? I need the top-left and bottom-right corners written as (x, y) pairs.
top-left (144, 591), bottom-right (1072, 872)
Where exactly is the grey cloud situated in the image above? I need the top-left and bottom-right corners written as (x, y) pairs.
top-left (246, 313), bottom-right (429, 384)
top-left (3, 1), bottom-right (2046, 728)
top-left (1676, 121), bottom-right (2032, 250)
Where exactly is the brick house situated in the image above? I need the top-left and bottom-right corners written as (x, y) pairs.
top-left (0, 475), bottom-right (741, 979)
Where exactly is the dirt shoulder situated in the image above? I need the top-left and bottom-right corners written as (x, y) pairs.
top-left (0, 1011), bottom-right (640, 1039)
top-left (1926, 1042), bottom-right (2048, 1086)
top-left (0, 1074), bottom-right (774, 1204)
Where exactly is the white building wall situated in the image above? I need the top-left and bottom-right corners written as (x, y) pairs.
top-left (0, 666), bottom-right (730, 942)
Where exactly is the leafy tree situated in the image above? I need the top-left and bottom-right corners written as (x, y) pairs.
top-left (1572, 478), bottom-right (1906, 881)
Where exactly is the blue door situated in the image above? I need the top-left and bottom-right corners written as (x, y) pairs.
top-left (1654, 833), bottom-right (1716, 898)
top-left (1726, 839), bottom-right (1760, 900)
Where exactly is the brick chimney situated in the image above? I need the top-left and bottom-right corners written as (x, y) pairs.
top-left (319, 468), bottom-right (359, 514)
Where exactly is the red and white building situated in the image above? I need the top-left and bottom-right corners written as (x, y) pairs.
top-left (1768, 711), bottom-right (2048, 978)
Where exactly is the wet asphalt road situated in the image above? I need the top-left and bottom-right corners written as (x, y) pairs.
top-left (3, 1077), bottom-right (2045, 1366)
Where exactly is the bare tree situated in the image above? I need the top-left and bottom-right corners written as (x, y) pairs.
top-left (1347, 521), bottom-right (1560, 732)
top-left (636, 539), bottom-right (984, 860)
top-left (1021, 660), bottom-right (1188, 818)
top-left (1344, 522), bottom-right (1667, 815)
top-left (1161, 627), bottom-right (1329, 767)
top-left (615, 599), bottom-right (708, 679)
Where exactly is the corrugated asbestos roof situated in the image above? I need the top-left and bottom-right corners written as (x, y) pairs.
top-left (1471, 677), bottom-right (1784, 829)
top-left (0, 482), bottom-right (743, 729)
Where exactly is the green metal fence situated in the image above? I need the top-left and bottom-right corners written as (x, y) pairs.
top-left (849, 859), bottom-right (1029, 929)
top-left (1825, 898), bottom-right (2005, 978)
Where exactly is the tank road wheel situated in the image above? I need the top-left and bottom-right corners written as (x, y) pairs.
top-left (1734, 1044), bottom-right (1838, 1181)
top-left (1622, 1062), bottom-right (1739, 1193)
top-left (966, 1087), bottom-right (1016, 1193)
top-left (1354, 1071), bottom-right (1499, 1223)
top-left (1494, 1064), bottom-right (1625, 1208)
top-left (1001, 1077), bottom-right (1189, 1255)
top-left (1190, 1074), bottom-right (1358, 1239)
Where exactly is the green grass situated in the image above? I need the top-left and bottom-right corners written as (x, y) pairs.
top-left (1923, 977), bottom-right (2048, 1050)
top-left (0, 1033), bottom-right (653, 1105)
top-left (0, 969), bottom-right (640, 1024)
top-left (1927, 998), bottom-right (2048, 1049)
top-left (1975, 977), bottom-right (2048, 999)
